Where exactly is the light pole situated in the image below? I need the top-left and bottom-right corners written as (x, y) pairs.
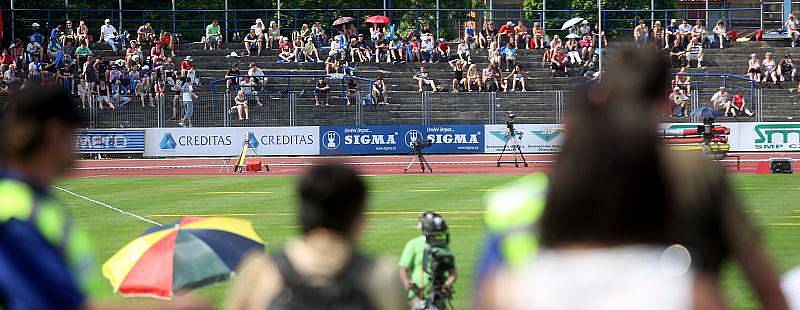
top-left (597, 0), bottom-right (602, 80)
top-left (651, 0), bottom-right (654, 27)
top-left (118, 0), bottom-right (123, 31)
top-left (542, 0), bottom-right (546, 31)
top-left (436, 0), bottom-right (440, 38)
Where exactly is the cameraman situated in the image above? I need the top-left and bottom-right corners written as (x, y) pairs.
top-left (399, 212), bottom-right (457, 308)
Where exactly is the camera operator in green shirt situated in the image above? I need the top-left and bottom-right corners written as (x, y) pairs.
top-left (399, 212), bottom-right (457, 309)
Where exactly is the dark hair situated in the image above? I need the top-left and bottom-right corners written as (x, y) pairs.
top-left (298, 162), bottom-right (367, 235)
top-left (1, 86), bottom-right (83, 160)
top-left (540, 46), bottom-right (674, 247)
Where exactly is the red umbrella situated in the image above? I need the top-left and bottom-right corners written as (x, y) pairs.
top-left (365, 15), bottom-right (390, 25)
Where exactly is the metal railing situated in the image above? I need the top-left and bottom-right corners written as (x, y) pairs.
top-left (4, 7), bottom-right (764, 44)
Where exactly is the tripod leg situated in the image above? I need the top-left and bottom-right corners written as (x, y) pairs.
top-left (405, 155), bottom-right (418, 173)
top-left (419, 154), bottom-right (433, 172)
top-left (496, 138), bottom-right (512, 167)
top-left (517, 144), bottom-right (529, 167)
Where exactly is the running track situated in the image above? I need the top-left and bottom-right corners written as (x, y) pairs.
top-left (71, 153), bottom-right (800, 178)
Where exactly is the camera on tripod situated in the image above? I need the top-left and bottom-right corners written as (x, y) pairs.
top-left (418, 212), bottom-right (456, 309)
top-left (412, 139), bottom-right (433, 151)
top-left (696, 117), bottom-right (715, 144)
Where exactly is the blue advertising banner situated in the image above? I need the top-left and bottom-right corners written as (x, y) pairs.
top-left (319, 125), bottom-right (484, 155)
top-left (75, 130), bottom-right (145, 153)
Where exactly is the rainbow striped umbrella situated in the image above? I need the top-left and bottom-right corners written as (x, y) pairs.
top-left (102, 217), bottom-right (264, 299)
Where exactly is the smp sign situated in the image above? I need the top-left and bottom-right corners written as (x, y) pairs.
top-left (745, 123), bottom-right (800, 151)
top-left (319, 125), bottom-right (484, 155)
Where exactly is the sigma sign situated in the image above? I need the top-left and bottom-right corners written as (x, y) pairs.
top-left (320, 125), bottom-right (484, 155)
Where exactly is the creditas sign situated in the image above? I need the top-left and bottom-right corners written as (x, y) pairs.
top-left (75, 129), bottom-right (145, 153)
top-left (484, 124), bottom-right (565, 153)
top-left (144, 127), bottom-right (319, 156)
top-left (319, 125), bottom-right (484, 155)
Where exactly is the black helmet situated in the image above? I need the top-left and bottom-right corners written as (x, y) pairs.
top-left (419, 212), bottom-right (448, 235)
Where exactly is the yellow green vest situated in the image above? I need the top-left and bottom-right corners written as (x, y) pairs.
top-left (484, 173), bottom-right (548, 268)
top-left (0, 179), bottom-right (104, 297)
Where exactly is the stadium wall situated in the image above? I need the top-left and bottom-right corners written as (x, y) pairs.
top-left (75, 123), bottom-right (800, 156)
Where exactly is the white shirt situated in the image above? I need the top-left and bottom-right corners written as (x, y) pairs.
top-left (28, 62), bottom-right (41, 75)
top-left (248, 67), bottom-right (264, 77)
top-left (4, 69), bottom-right (15, 81)
top-left (251, 24), bottom-right (264, 37)
top-left (711, 91), bottom-right (729, 103)
top-left (499, 246), bottom-right (693, 310)
top-left (26, 42), bottom-right (42, 53)
top-left (181, 84), bottom-right (193, 102)
top-left (101, 24), bottom-right (117, 40)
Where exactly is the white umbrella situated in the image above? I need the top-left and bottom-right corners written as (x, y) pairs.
top-left (561, 17), bottom-right (585, 30)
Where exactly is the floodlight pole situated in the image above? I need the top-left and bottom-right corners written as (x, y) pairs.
top-left (597, 0), bottom-right (602, 80)
top-left (171, 0), bottom-right (176, 33)
top-left (277, 0), bottom-right (282, 29)
top-left (10, 0), bottom-right (14, 43)
top-left (436, 0), bottom-right (440, 37)
top-left (118, 0), bottom-right (123, 31)
top-left (224, 0), bottom-right (229, 42)
top-left (650, 0), bottom-right (654, 27)
top-left (542, 0), bottom-right (546, 31)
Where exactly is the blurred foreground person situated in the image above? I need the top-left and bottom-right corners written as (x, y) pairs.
top-left (226, 162), bottom-right (405, 310)
top-left (0, 86), bottom-right (209, 310)
top-left (399, 212), bottom-right (458, 309)
top-left (482, 47), bottom-right (787, 309)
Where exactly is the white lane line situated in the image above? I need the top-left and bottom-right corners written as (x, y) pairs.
top-left (53, 186), bottom-right (163, 226)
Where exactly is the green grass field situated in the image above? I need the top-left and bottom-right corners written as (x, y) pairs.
top-left (56, 174), bottom-right (800, 308)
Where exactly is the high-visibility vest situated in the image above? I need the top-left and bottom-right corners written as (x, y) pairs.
top-left (0, 179), bottom-right (103, 296)
top-left (484, 173), bottom-right (548, 268)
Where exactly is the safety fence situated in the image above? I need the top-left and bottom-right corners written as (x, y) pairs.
top-left (4, 7), bottom-right (763, 44)
top-left (9, 86), bottom-right (769, 130)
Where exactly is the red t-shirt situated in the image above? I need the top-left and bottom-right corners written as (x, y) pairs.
top-left (437, 42), bottom-right (449, 51)
top-left (498, 25), bottom-right (515, 35)
top-left (180, 60), bottom-right (193, 71)
top-left (279, 41), bottom-right (293, 51)
top-left (733, 95), bottom-right (744, 108)
top-left (0, 54), bottom-right (14, 65)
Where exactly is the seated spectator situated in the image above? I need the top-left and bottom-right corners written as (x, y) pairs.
top-left (346, 78), bottom-right (358, 105)
top-left (420, 34), bottom-right (435, 63)
top-left (233, 89), bottom-right (250, 120)
top-left (409, 38), bottom-right (422, 63)
top-left (579, 20), bottom-right (593, 36)
top-left (464, 22), bottom-right (477, 47)
top-left (137, 22), bottom-right (155, 47)
top-left (551, 49), bottom-right (568, 77)
top-left (302, 37), bottom-right (321, 62)
top-left (225, 63), bottom-right (240, 90)
top-left (388, 38), bottom-right (402, 63)
top-left (324, 51), bottom-right (338, 74)
top-left (449, 59), bottom-right (466, 92)
top-left (691, 20), bottom-right (707, 46)
top-left (763, 52), bottom-right (780, 87)
top-left (673, 67), bottom-right (692, 92)
top-left (582, 54), bottom-right (600, 79)
top-left (158, 30), bottom-right (175, 57)
top-left (498, 21), bottom-right (515, 46)
top-left (239, 77), bottom-right (262, 106)
top-left (278, 37), bottom-right (295, 62)
top-left (457, 40), bottom-right (471, 63)
top-left (482, 64), bottom-right (501, 92)
top-left (710, 87), bottom-right (732, 112)
top-left (748, 53), bottom-right (762, 81)
top-left (633, 20), bottom-right (649, 47)
top-left (413, 66), bottom-right (438, 92)
top-left (488, 41), bottom-right (501, 68)
top-left (550, 34), bottom-right (563, 51)
top-left (531, 22), bottom-right (546, 49)
top-left (435, 39), bottom-right (450, 63)
top-left (26, 39), bottom-right (44, 63)
top-left (504, 64), bottom-right (527, 92)
top-left (247, 63), bottom-right (267, 90)
top-left (514, 20), bottom-right (530, 49)
top-left (730, 90), bottom-right (754, 117)
top-left (652, 21), bottom-right (665, 48)
top-left (502, 43), bottom-right (517, 72)
top-left (251, 18), bottom-right (266, 49)
top-left (134, 75), bottom-right (152, 107)
top-left (579, 34), bottom-right (593, 61)
top-left (372, 75), bottom-right (388, 104)
top-left (712, 20), bottom-right (728, 49)
top-left (180, 56), bottom-right (194, 78)
top-left (480, 21), bottom-right (496, 49)
top-left (788, 14), bottom-right (800, 47)
top-left (685, 37), bottom-right (704, 68)
top-left (314, 77), bottom-right (331, 106)
top-left (669, 39), bottom-right (686, 68)
top-left (205, 20), bottom-right (222, 50)
top-left (267, 20), bottom-right (281, 49)
top-left (243, 29), bottom-right (261, 56)
top-left (678, 19), bottom-right (692, 46)
top-left (670, 87), bottom-right (690, 117)
top-left (664, 19), bottom-right (679, 48)
top-left (74, 41), bottom-right (92, 68)
top-left (76, 20), bottom-right (89, 47)
top-left (466, 64), bottom-right (480, 92)
top-left (96, 80), bottom-right (115, 110)
top-left (98, 19), bottom-right (118, 53)
top-left (780, 54), bottom-right (797, 82)
top-left (374, 33), bottom-right (388, 63)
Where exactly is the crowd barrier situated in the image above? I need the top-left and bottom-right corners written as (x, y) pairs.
top-left (76, 122), bottom-right (800, 156)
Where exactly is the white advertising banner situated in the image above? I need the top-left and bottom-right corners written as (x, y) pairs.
top-left (484, 124), bottom-right (565, 153)
top-left (144, 127), bottom-right (319, 157)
